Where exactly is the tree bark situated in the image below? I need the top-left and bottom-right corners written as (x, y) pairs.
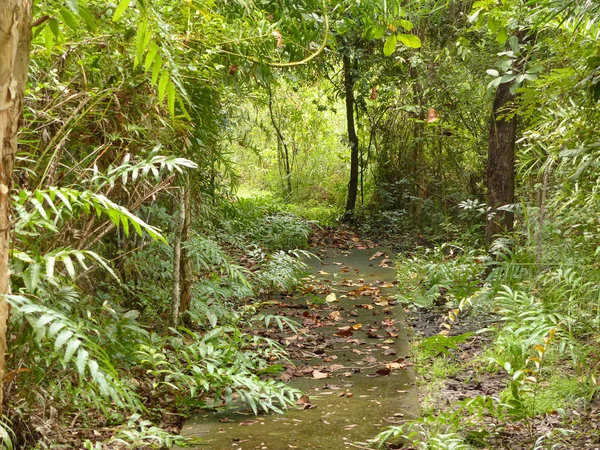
top-left (485, 81), bottom-right (517, 249)
top-left (179, 186), bottom-right (192, 316)
top-left (268, 86), bottom-right (292, 198)
top-left (344, 53), bottom-right (359, 213)
top-left (0, 0), bottom-right (32, 415)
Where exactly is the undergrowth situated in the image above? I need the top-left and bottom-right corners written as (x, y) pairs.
top-left (371, 227), bottom-right (600, 449)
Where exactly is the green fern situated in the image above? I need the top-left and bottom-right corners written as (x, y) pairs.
top-left (7, 295), bottom-right (140, 409)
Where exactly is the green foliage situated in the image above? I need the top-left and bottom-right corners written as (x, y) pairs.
top-left (396, 244), bottom-right (484, 309)
top-left (255, 250), bottom-right (312, 294)
top-left (137, 327), bottom-right (300, 414)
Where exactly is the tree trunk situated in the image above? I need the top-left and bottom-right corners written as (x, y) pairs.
top-left (344, 53), bottom-right (359, 213)
top-left (171, 187), bottom-right (185, 328)
top-left (485, 81), bottom-right (517, 249)
top-left (179, 186), bottom-right (192, 316)
top-left (268, 86), bottom-right (292, 198)
top-left (0, 0), bottom-right (33, 415)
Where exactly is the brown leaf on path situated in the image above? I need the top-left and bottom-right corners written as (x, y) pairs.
top-left (375, 368), bottom-right (391, 376)
top-left (383, 349), bottom-right (397, 356)
top-left (328, 311), bottom-right (342, 321)
top-left (369, 251), bottom-right (385, 260)
top-left (329, 364), bottom-right (345, 371)
top-left (363, 356), bottom-right (377, 364)
top-left (296, 394), bottom-right (311, 405)
top-left (312, 370), bottom-right (329, 379)
top-left (366, 329), bottom-right (381, 339)
top-left (386, 362), bottom-right (406, 370)
top-left (334, 326), bottom-right (354, 337)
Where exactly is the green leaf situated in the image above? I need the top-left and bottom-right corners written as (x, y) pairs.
top-left (55, 330), bottom-right (74, 352)
top-left (398, 20), bottom-right (414, 32)
top-left (77, 348), bottom-right (89, 376)
top-left (61, 255), bottom-right (76, 278)
top-left (113, 0), bottom-right (130, 22)
top-left (145, 42), bottom-right (158, 72)
top-left (43, 24), bottom-right (55, 54)
top-left (158, 69), bottom-right (169, 102)
top-left (78, 6), bottom-right (96, 31)
top-left (48, 18), bottom-right (60, 37)
top-left (167, 80), bottom-right (176, 117)
top-left (373, 24), bottom-right (385, 39)
top-left (383, 34), bottom-right (397, 56)
top-left (496, 27), bottom-right (508, 44)
top-left (60, 9), bottom-right (78, 33)
top-left (134, 20), bottom-right (148, 69)
top-left (397, 33), bottom-right (421, 49)
top-left (151, 54), bottom-right (163, 85)
top-left (66, 0), bottom-right (79, 14)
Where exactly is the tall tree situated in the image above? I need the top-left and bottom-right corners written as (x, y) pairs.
top-left (343, 51), bottom-right (360, 213)
top-left (485, 80), bottom-right (517, 248)
top-left (0, 0), bottom-right (32, 414)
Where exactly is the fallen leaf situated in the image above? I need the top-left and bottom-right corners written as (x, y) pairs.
top-left (325, 293), bottom-right (338, 303)
top-left (312, 370), bottom-right (329, 379)
top-left (369, 251), bottom-right (385, 260)
top-left (296, 395), bottom-right (311, 405)
top-left (328, 311), bottom-right (342, 321)
top-left (386, 362), bottom-right (406, 370)
top-left (375, 368), bottom-right (391, 376)
top-left (329, 364), bottom-right (345, 371)
top-left (334, 327), bottom-right (354, 337)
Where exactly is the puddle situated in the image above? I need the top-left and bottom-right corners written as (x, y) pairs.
top-left (177, 247), bottom-right (419, 449)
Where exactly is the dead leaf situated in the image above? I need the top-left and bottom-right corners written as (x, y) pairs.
top-left (375, 368), bottom-right (391, 376)
top-left (312, 370), bottom-right (329, 379)
top-left (296, 395), bottom-right (310, 405)
top-left (369, 251), bottom-right (385, 260)
top-left (334, 327), bottom-right (354, 337)
top-left (325, 293), bottom-right (338, 303)
top-left (386, 362), bottom-right (406, 370)
top-left (328, 311), bottom-right (342, 321)
top-left (329, 364), bottom-right (345, 371)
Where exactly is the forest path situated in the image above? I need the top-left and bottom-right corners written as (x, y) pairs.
top-left (178, 242), bottom-right (419, 449)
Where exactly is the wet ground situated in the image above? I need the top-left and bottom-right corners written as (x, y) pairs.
top-left (177, 246), bottom-right (419, 450)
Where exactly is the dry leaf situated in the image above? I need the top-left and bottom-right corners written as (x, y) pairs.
top-left (312, 370), bottom-right (329, 379)
top-left (325, 293), bottom-right (338, 303)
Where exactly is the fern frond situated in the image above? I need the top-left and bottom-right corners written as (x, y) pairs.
top-left (14, 187), bottom-right (166, 243)
top-left (7, 295), bottom-right (140, 409)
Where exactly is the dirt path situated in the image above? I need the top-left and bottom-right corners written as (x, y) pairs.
top-left (177, 245), bottom-right (418, 449)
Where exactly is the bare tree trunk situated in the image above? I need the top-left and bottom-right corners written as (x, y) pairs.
top-left (485, 81), bottom-right (517, 249)
top-left (344, 53), bottom-right (359, 214)
top-left (179, 186), bottom-right (192, 316)
top-left (171, 187), bottom-right (185, 328)
top-left (267, 86), bottom-right (292, 198)
top-left (0, 0), bottom-right (32, 415)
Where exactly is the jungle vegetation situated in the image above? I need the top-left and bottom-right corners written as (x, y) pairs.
top-left (1, 0), bottom-right (600, 448)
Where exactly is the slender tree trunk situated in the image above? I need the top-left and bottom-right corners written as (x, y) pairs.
top-left (179, 186), bottom-right (192, 316)
top-left (268, 86), bottom-right (292, 197)
top-left (0, 0), bottom-right (32, 415)
top-left (485, 81), bottom-right (517, 249)
top-left (344, 53), bottom-right (359, 213)
top-left (171, 187), bottom-right (185, 327)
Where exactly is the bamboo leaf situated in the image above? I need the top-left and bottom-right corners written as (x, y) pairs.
top-left (112, 0), bottom-right (130, 22)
